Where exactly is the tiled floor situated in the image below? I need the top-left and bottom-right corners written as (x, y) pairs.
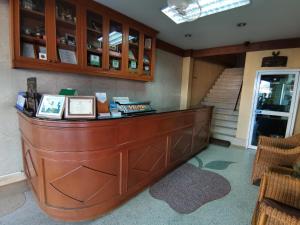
top-left (0, 144), bottom-right (258, 225)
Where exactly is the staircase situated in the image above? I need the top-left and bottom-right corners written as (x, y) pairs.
top-left (201, 68), bottom-right (244, 145)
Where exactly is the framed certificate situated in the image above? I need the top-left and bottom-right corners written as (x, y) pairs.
top-left (65, 96), bottom-right (96, 119)
top-left (58, 49), bottom-right (77, 64)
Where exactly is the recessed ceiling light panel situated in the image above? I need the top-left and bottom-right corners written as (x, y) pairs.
top-left (162, 0), bottom-right (251, 24)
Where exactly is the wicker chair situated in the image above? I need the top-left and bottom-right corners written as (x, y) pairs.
top-left (255, 199), bottom-right (300, 225)
top-left (251, 134), bottom-right (300, 184)
top-left (252, 167), bottom-right (300, 225)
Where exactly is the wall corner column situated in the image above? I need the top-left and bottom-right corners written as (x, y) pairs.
top-left (180, 57), bottom-right (194, 109)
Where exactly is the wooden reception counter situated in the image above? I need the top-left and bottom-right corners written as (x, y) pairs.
top-left (18, 106), bottom-right (212, 221)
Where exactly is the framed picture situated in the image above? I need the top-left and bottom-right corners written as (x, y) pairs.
top-left (130, 60), bottom-right (137, 69)
top-left (144, 38), bottom-right (152, 50)
top-left (89, 54), bottom-right (100, 67)
top-left (58, 49), bottom-right (77, 64)
top-left (36, 95), bottom-right (65, 119)
top-left (16, 92), bottom-right (26, 111)
top-left (112, 59), bottom-right (120, 69)
top-left (65, 96), bottom-right (96, 119)
top-left (22, 43), bottom-right (35, 59)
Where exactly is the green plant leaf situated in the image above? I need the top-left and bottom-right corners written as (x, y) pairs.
top-left (204, 161), bottom-right (235, 170)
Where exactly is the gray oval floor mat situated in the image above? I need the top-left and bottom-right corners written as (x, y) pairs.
top-left (149, 163), bottom-right (231, 214)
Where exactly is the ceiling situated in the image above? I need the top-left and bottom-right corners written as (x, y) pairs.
top-left (95, 0), bottom-right (300, 50)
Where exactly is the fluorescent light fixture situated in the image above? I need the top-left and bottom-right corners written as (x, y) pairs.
top-left (97, 31), bottom-right (135, 46)
top-left (162, 0), bottom-right (250, 24)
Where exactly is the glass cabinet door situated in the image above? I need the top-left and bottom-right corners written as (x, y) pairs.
top-left (128, 29), bottom-right (140, 73)
top-left (20, 0), bottom-right (47, 60)
top-left (55, 0), bottom-right (78, 65)
top-left (86, 11), bottom-right (103, 69)
top-left (143, 35), bottom-right (153, 75)
top-left (109, 21), bottom-right (123, 71)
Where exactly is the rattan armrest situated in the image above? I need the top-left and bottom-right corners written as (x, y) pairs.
top-left (259, 136), bottom-right (297, 149)
top-left (268, 166), bottom-right (295, 176)
top-left (260, 145), bottom-right (300, 155)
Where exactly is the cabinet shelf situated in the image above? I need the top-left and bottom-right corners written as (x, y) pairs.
top-left (57, 43), bottom-right (76, 51)
top-left (109, 51), bottom-right (122, 58)
top-left (129, 42), bottom-right (139, 47)
top-left (21, 35), bottom-right (46, 46)
top-left (56, 17), bottom-right (76, 29)
top-left (87, 27), bottom-right (102, 35)
top-left (21, 8), bottom-right (45, 19)
top-left (87, 48), bottom-right (102, 54)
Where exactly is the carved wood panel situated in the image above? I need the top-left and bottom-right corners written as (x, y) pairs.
top-left (127, 137), bottom-right (167, 190)
top-left (192, 107), bottom-right (212, 154)
top-left (170, 127), bottom-right (193, 164)
top-left (192, 122), bottom-right (210, 154)
top-left (22, 139), bottom-right (39, 198)
top-left (44, 152), bottom-right (121, 209)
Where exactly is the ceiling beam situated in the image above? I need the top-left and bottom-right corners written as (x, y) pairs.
top-left (191, 38), bottom-right (300, 58)
top-left (157, 37), bottom-right (300, 58)
top-left (156, 39), bottom-right (185, 57)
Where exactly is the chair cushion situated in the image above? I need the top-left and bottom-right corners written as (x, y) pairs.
top-left (263, 198), bottom-right (300, 219)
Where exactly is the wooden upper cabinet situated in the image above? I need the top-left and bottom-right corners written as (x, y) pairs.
top-left (10, 0), bottom-right (158, 81)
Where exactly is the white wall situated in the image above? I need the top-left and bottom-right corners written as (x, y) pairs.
top-left (0, 0), bottom-right (183, 177)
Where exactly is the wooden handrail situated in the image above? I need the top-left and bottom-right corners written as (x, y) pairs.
top-left (234, 81), bottom-right (243, 111)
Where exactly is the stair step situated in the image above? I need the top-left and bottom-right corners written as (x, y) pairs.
top-left (211, 126), bottom-right (236, 136)
top-left (213, 119), bottom-right (238, 129)
top-left (202, 102), bottom-right (235, 110)
top-left (217, 77), bottom-right (243, 82)
top-left (216, 77), bottom-right (242, 85)
top-left (206, 91), bottom-right (238, 100)
top-left (214, 108), bottom-right (239, 116)
top-left (220, 72), bottom-right (243, 76)
top-left (212, 86), bottom-right (241, 91)
top-left (213, 113), bottom-right (238, 122)
top-left (204, 97), bottom-right (236, 104)
top-left (223, 68), bottom-right (244, 73)
top-left (207, 92), bottom-right (239, 97)
top-left (215, 81), bottom-right (242, 86)
top-left (210, 87), bottom-right (241, 92)
top-left (219, 73), bottom-right (243, 78)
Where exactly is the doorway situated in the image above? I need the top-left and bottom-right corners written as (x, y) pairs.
top-left (247, 70), bottom-right (300, 149)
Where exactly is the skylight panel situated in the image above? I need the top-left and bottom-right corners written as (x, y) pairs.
top-left (162, 0), bottom-right (251, 24)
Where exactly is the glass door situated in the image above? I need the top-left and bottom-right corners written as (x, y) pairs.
top-left (19, 0), bottom-right (47, 60)
top-left (86, 10), bottom-right (103, 69)
top-left (248, 70), bottom-right (300, 149)
top-left (128, 28), bottom-right (140, 74)
top-left (55, 0), bottom-right (78, 65)
top-left (142, 35), bottom-right (153, 76)
top-left (108, 20), bottom-right (123, 71)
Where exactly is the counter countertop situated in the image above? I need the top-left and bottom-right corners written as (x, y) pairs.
top-left (18, 105), bottom-right (211, 122)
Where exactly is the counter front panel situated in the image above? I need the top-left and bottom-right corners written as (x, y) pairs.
top-left (18, 106), bottom-right (212, 221)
